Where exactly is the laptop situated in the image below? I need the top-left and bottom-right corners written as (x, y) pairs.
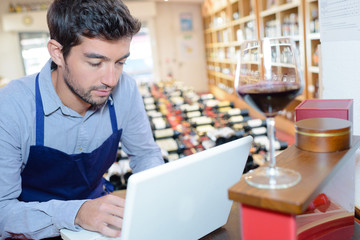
top-left (60, 135), bottom-right (253, 240)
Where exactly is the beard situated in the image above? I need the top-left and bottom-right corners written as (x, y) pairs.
top-left (63, 64), bottom-right (112, 110)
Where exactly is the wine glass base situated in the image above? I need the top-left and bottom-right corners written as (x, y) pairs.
top-left (245, 166), bottom-right (301, 189)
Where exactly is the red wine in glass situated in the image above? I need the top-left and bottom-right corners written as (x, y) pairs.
top-left (237, 81), bottom-right (301, 117)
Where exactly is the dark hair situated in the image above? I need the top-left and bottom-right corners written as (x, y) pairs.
top-left (47, 0), bottom-right (141, 69)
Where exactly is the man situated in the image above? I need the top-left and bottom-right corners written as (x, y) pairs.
top-left (0, 0), bottom-right (164, 239)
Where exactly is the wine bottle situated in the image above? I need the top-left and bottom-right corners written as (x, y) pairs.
top-left (217, 107), bottom-right (234, 114)
top-left (216, 100), bottom-right (234, 109)
top-left (153, 128), bottom-right (181, 140)
top-left (150, 117), bottom-right (171, 130)
top-left (155, 138), bottom-right (185, 154)
top-left (168, 153), bottom-right (181, 161)
top-left (199, 93), bottom-right (215, 101)
top-left (222, 108), bottom-right (250, 119)
top-left (226, 115), bottom-right (252, 125)
top-left (244, 119), bottom-right (266, 130)
top-left (195, 124), bottom-right (215, 136)
top-left (201, 139), bottom-right (216, 150)
top-left (147, 110), bottom-right (164, 119)
top-left (178, 103), bottom-right (202, 113)
top-left (183, 111), bottom-right (202, 120)
top-left (230, 119), bottom-right (266, 131)
top-left (189, 116), bottom-right (214, 127)
top-left (247, 126), bottom-right (267, 137)
top-left (169, 96), bottom-right (185, 107)
top-left (206, 127), bottom-right (245, 146)
top-left (207, 127), bottom-right (235, 142)
top-left (203, 100), bottom-right (235, 111)
top-left (144, 103), bottom-right (157, 111)
top-left (143, 96), bottom-right (156, 105)
top-left (167, 89), bottom-right (182, 97)
top-left (253, 135), bottom-right (288, 151)
top-left (202, 98), bottom-right (218, 107)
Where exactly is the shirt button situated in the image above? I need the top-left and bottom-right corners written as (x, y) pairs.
top-left (79, 147), bottom-right (83, 152)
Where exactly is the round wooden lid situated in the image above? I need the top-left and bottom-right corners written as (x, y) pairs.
top-left (295, 118), bottom-right (351, 135)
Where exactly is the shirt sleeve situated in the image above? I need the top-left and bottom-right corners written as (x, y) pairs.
top-left (0, 84), bottom-right (86, 239)
top-left (1, 199), bottom-right (86, 239)
top-left (119, 76), bottom-right (164, 173)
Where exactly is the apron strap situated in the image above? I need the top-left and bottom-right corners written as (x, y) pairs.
top-left (108, 94), bottom-right (118, 133)
top-left (35, 73), bottom-right (45, 146)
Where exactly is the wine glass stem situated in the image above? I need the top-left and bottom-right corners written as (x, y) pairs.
top-left (266, 117), bottom-right (276, 169)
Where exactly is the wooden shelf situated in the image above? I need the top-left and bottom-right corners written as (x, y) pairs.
top-left (228, 136), bottom-right (360, 215)
top-left (260, 1), bottom-right (300, 17)
top-left (232, 14), bottom-right (256, 25)
top-left (207, 58), bottom-right (236, 64)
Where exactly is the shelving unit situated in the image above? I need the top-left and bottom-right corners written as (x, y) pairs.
top-left (203, 0), bottom-right (258, 95)
top-left (202, 0), bottom-right (320, 134)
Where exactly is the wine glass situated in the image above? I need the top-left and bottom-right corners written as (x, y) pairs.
top-left (234, 37), bottom-right (303, 189)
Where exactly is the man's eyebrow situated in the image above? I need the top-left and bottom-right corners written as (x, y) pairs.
top-left (84, 52), bottom-right (131, 62)
top-left (84, 53), bottom-right (110, 61)
top-left (118, 52), bottom-right (130, 61)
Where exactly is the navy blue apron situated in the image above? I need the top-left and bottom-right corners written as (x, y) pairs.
top-left (19, 73), bottom-right (122, 202)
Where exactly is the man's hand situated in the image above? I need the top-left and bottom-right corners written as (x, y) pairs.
top-left (75, 194), bottom-right (125, 238)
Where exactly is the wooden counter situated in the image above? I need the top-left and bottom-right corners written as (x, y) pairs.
top-left (228, 136), bottom-right (360, 215)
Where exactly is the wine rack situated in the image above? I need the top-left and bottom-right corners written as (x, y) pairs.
top-left (203, 0), bottom-right (258, 95)
top-left (143, 80), bottom-right (289, 162)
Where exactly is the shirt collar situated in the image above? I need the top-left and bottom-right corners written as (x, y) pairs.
top-left (38, 59), bottom-right (81, 117)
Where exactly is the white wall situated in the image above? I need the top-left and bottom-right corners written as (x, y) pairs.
top-left (0, 0), bottom-right (208, 93)
top-left (321, 41), bottom-right (360, 135)
top-left (319, 0), bottom-right (360, 135)
top-left (319, 0), bottom-right (360, 214)
top-left (155, 2), bottom-right (208, 92)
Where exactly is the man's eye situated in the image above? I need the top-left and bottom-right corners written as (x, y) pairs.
top-left (89, 62), bottom-right (102, 67)
top-left (117, 61), bottom-right (126, 65)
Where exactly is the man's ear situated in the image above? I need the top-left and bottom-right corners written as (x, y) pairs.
top-left (48, 39), bottom-right (64, 67)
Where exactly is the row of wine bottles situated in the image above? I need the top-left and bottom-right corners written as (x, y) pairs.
top-left (144, 81), bottom-right (288, 162)
top-left (106, 80), bottom-right (289, 190)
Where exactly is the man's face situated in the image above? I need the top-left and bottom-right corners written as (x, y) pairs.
top-left (61, 36), bottom-right (131, 108)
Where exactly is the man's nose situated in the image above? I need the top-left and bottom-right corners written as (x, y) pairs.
top-left (101, 65), bottom-right (118, 87)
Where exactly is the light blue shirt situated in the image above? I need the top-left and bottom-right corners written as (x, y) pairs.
top-left (0, 60), bottom-right (163, 239)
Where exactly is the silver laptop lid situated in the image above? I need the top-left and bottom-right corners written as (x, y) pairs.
top-left (121, 136), bottom-right (252, 240)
